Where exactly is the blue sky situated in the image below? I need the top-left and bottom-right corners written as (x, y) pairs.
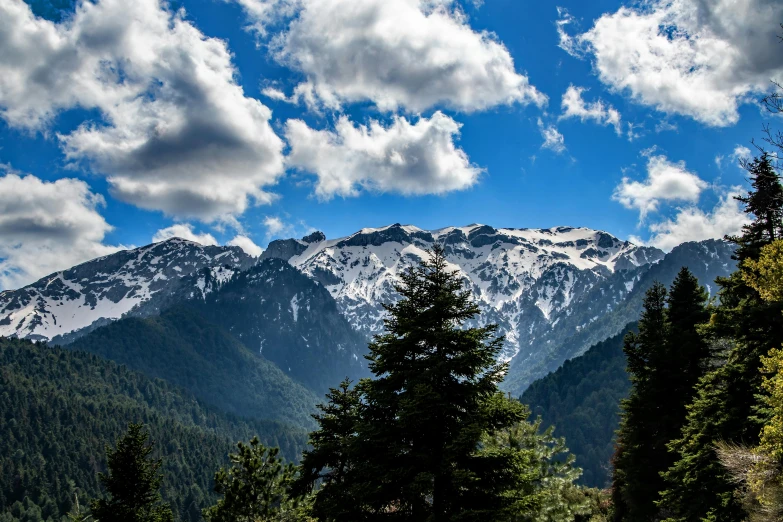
top-left (0, 0), bottom-right (781, 288)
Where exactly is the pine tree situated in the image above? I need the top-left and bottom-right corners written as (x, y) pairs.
top-left (299, 246), bottom-right (581, 521)
top-left (203, 437), bottom-right (301, 522)
top-left (659, 155), bottom-right (783, 522)
top-left (90, 423), bottom-right (174, 522)
top-left (66, 494), bottom-right (92, 522)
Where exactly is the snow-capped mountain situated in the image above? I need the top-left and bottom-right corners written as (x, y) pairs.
top-left (0, 223), bottom-right (737, 394)
top-left (0, 238), bottom-right (255, 342)
top-left (261, 223), bottom-right (665, 362)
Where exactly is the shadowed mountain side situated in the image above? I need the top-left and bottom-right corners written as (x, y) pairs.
top-left (70, 306), bottom-right (320, 430)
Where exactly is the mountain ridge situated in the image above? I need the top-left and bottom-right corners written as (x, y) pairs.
top-left (0, 223), bottom-right (736, 395)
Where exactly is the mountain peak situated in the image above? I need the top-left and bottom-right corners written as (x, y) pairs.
top-left (302, 231), bottom-right (326, 243)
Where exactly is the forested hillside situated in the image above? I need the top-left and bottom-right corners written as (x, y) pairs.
top-left (522, 325), bottom-right (633, 488)
top-left (70, 307), bottom-right (319, 429)
top-left (0, 338), bottom-right (308, 522)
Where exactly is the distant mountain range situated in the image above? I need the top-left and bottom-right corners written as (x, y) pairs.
top-left (0, 224), bottom-right (737, 399)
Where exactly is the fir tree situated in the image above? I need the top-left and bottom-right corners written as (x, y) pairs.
top-left (299, 246), bottom-right (581, 521)
top-left (612, 271), bottom-right (710, 522)
top-left (659, 155), bottom-right (783, 522)
top-left (90, 423), bottom-right (174, 522)
top-left (292, 379), bottom-right (362, 521)
top-left (611, 283), bottom-right (667, 521)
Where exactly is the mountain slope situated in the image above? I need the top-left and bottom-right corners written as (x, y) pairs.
top-left (0, 238), bottom-right (254, 343)
top-left (69, 306), bottom-right (320, 429)
top-left (521, 326), bottom-right (633, 489)
top-left (0, 337), bottom-right (308, 522)
top-left (504, 239), bottom-right (737, 394)
top-left (189, 258), bottom-right (371, 393)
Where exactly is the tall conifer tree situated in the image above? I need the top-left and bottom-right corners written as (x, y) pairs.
top-left (612, 283), bottom-right (667, 521)
top-left (659, 154), bottom-right (783, 522)
top-left (296, 246), bottom-right (583, 521)
top-left (293, 379), bottom-right (362, 521)
top-left (612, 271), bottom-right (710, 522)
top-left (91, 423), bottom-right (174, 522)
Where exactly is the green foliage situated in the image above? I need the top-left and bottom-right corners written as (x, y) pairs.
top-left (91, 423), bottom-right (174, 522)
top-left (659, 154), bottom-right (783, 522)
top-left (291, 380), bottom-right (361, 520)
top-left (296, 246), bottom-right (583, 521)
top-left (482, 412), bottom-right (591, 521)
top-left (0, 337), bottom-right (308, 522)
top-left (715, 242), bottom-right (783, 521)
top-left (65, 495), bottom-right (91, 522)
top-left (611, 283), bottom-right (668, 522)
top-left (522, 326), bottom-right (635, 488)
top-left (71, 307), bottom-right (318, 429)
top-left (203, 437), bottom-right (307, 522)
top-left (611, 271), bottom-right (710, 522)
top-left (727, 153), bottom-right (783, 262)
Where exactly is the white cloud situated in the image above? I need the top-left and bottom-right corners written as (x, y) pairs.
top-left (285, 111), bottom-right (482, 199)
top-left (263, 216), bottom-right (293, 238)
top-left (626, 122), bottom-right (644, 142)
top-left (236, 0), bottom-right (546, 112)
top-left (613, 154), bottom-right (709, 221)
top-left (560, 85), bottom-right (622, 134)
top-left (0, 0), bottom-right (285, 222)
top-left (555, 7), bottom-right (583, 58)
top-left (731, 145), bottom-right (753, 164)
top-left (152, 224), bottom-right (218, 246)
top-left (561, 0), bottom-right (783, 126)
top-left (261, 86), bottom-right (290, 101)
top-left (655, 120), bottom-right (678, 133)
top-left (538, 118), bottom-right (566, 154)
top-left (644, 188), bottom-right (750, 251)
top-left (227, 235), bottom-right (264, 256)
top-left (0, 170), bottom-right (123, 290)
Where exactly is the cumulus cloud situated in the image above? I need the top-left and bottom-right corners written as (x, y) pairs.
top-left (644, 188), bottom-right (750, 251)
top-left (538, 118), bottom-right (566, 154)
top-left (0, 170), bottom-right (123, 290)
top-left (613, 154), bottom-right (709, 221)
top-left (235, 0), bottom-right (545, 112)
top-left (285, 111), bottom-right (482, 199)
top-left (559, 0), bottom-right (783, 126)
top-left (152, 224), bottom-right (218, 246)
top-left (227, 235), bottom-right (264, 256)
top-left (731, 145), bottom-right (753, 164)
top-left (0, 0), bottom-right (285, 222)
top-left (262, 216), bottom-right (295, 239)
top-left (560, 85), bottom-right (622, 134)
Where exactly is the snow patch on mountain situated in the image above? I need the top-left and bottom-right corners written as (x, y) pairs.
top-left (263, 223), bottom-right (664, 361)
top-left (0, 238), bottom-right (254, 341)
